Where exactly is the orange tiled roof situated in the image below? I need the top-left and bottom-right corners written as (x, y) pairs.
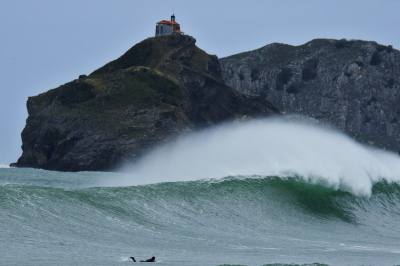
top-left (157, 20), bottom-right (180, 25)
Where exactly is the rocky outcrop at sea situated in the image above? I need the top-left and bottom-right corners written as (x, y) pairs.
top-left (13, 35), bottom-right (277, 171)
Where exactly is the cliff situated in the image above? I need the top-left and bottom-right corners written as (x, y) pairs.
top-left (220, 39), bottom-right (400, 152)
top-left (15, 36), bottom-right (400, 171)
top-left (14, 34), bottom-right (277, 171)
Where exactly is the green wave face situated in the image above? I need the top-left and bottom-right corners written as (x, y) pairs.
top-left (1, 169), bottom-right (400, 266)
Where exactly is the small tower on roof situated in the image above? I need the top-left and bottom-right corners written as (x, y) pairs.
top-left (155, 14), bottom-right (183, 37)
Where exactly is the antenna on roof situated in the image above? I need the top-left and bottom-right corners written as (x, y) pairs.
top-left (171, 13), bottom-right (176, 22)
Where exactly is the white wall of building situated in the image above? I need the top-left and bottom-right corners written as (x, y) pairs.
top-left (155, 24), bottom-right (173, 36)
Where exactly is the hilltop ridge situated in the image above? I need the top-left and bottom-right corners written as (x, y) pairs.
top-left (13, 34), bottom-right (276, 171)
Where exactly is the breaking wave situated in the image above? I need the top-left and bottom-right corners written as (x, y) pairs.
top-left (3, 117), bottom-right (400, 265)
top-left (114, 117), bottom-right (400, 196)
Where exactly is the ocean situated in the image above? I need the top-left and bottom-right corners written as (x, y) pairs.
top-left (1, 118), bottom-right (400, 266)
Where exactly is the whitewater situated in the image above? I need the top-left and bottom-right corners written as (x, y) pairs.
top-left (114, 117), bottom-right (400, 196)
top-left (1, 117), bottom-right (400, 266)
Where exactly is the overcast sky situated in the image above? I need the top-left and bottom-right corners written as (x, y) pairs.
top-left (1, 0), bottom-right (399, 164)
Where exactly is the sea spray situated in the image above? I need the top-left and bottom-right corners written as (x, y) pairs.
top-left (111, 116), bottom-right (400, 196)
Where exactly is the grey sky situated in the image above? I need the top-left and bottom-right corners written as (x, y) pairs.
top-left (1, 0), bottom-right (399, 164)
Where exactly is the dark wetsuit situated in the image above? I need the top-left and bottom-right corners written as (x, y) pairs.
top-left (130, 256), bottom-right (155, 262)
top-left (141, 256), bottom-right (155, 262)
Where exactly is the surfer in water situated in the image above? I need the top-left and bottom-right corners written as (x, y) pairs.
top-left (130, 256), bottom-right (155, 262)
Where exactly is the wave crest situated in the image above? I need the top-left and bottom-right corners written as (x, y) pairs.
top-left (112, 117), bottom-right (400, 196)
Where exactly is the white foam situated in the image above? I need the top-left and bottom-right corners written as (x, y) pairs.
top-left (0, 164), bottom-right (10, 169)
top-left (118, 256), bottom-right (129, 262)
top-left (108, 116), bottom-right (400, 196)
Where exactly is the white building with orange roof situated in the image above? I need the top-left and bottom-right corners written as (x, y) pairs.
top-left (155, 14), bottom-right (183, 37)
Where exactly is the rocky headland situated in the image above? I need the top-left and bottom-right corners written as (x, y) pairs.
top-left (13, 35), bottom-right (400, 171)
top-left (13, 34), bottom-right (276, 171)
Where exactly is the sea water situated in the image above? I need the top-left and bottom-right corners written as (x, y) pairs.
top-left (1, 118), bottom-right (400, 266)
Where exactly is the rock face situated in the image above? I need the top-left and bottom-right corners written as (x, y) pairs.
top-left (14, 34), bottom-right (277, 171)
top-left (15, 36), bottom-right (400, 171)
top-left (220, 39), bottom-right (400, 152)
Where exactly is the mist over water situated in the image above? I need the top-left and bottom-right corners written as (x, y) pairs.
top-left (111, 117), bottom-right (400, 196)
